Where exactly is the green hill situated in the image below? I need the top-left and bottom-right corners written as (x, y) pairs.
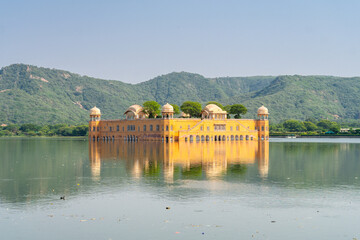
top-left (221, 75), bottom-right (360, 122)
top-left (0, 64), bottom-right (359, 124)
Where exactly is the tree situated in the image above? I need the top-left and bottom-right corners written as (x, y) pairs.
top-left (317, 120), bottom-right (333, 130)
top-left (329, 122), bottom-right (340, 133)
top-left (230, 104), bottom-right (247, 119)
top-left (283, 120), bottom-right (306, 132)
top-left (304, 121), bottom-right (318, 131)
top-left (20, 123), bottom-right (41, 132)
top-left (142, 101), bottom-right (161, 118)
top-left (206, 101), bottom-right (224, 110)
top-left (170, 104), bottom-right (180, 114)
top-left (180, 101), bottom-right (202, 118)
top-left (224, 105), bottom-right (231, 119)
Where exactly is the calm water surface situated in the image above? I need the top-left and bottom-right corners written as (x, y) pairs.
top-left (1, 138), bottom-right (360, 240)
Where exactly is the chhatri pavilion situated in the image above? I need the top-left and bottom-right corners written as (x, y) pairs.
top-left (89, 103), bottom-right (269, 142)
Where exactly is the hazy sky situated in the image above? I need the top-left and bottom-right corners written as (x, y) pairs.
top-left (1, 0), bottom-right (359, 83)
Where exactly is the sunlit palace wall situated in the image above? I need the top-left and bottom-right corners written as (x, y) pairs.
top-left (88, 104), bottom-right (269, 142)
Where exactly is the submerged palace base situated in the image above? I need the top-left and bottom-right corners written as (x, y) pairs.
top-left (88, 104), bottom-right (269, 142)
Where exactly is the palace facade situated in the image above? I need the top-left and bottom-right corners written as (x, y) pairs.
top-left (88, 103), bottom-right (269, 142)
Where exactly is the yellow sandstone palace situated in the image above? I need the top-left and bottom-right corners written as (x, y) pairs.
top-left (88, 104), bottom-right (269, 142)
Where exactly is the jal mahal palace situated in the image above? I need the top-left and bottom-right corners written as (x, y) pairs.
top-left (88, 103), bottom-right (269, 142)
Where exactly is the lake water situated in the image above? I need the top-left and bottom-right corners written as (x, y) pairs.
top-left (1, 138), bottom-right (360, 240)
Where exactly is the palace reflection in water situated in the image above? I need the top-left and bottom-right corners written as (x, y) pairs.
top-left (89, 141), bottom-right (269, 182)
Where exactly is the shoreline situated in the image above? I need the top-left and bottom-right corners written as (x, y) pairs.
top-left (0, 136), bottom-right (88, 140)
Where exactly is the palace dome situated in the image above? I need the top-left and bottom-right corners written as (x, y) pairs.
top-left (127, 104), bottom-right (143, 114)
top-left (257, 105), bottom-right (269, 115)
top-left (203, 104), bottom-right (226, 113)
top-left (162, 103), bottom-right (174, 112)
top-left (90, 106), bottom-right (101, 115)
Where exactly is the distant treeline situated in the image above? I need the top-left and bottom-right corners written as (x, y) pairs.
top-left (270, 119), bottom-right (360, 135)
top-left (0, 124), bottom-right (88, 137)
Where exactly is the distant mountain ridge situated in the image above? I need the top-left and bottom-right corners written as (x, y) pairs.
top-left (0, 64), bottom-right (359, 124)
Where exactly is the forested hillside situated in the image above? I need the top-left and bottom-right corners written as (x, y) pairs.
top-left (0, 64), bottom-right (359, 124)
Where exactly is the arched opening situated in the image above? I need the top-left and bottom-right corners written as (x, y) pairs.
top-left (222, 135), bottom-right (226, 141)
top-left (166, 136), bottom-right (169, 143)
top-left (190, 135), bottom-right (194, 142)
top-left (251, 136), bottom-right (253, 140)
top-left (196, 135), bottom-right (200, 142)
top-left (214, 136), bottom-right (217, 141)
top-left (261, 135), bottom-right (264, 140)
top-left (206, 135), bottom-right (210, 141)
top-left (231, 135), bottom-right (234, 141)
top-left (235, 135), bottom-right (239, 141)
top-left (246, 135), bottom-right (249, 140)
top-left (185, 137), bottom-right (188, 142)
top-left (201, 135), bottom-right (205, 141)
top-left (97, 136), bottom-right (99, 142)
top-left (93, 136), bottom-right (95, 141)
top-left (240, 135), bottom-right (243, 140)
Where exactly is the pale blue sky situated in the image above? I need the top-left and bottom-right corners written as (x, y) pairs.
top-left (1, 0), bottom-right (359, 83)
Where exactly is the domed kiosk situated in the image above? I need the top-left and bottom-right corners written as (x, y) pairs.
top-left (256, 105), bottom-right (269, 141)
top-left (162, 103), bottom-right (174, 119)
top-left (90, 106), bottom-right (101, 121)
top-left (124, 105), bottom-right (146, 120)
top-left (201, 104), bottom-right (227, 120)
top-left (257, 105), bottom-right (269, 120)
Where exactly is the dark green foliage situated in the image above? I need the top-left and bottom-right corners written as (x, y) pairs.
top-left (0, 123), bottom-right (88, 137)
top-left (142, 101), bottom-right (161, 118)
top-left (229, 104), bottom-right (247, 119)
top-left (170, 104), bottom-right (180, 114)
top-left (317, 120), bottom-right (334, 130)
top-left (271, 119), bottom-right (348, 135)
top-left (283, 120), bottom-right (306, 132)
top-left (329, 122), bottom-right (341, 133)
top-left (180, 101), bottom-right (202, 118)
top-left (224, 105), bottom-right (231, 119)
top-left (304, 121), bottom-right (318, 131)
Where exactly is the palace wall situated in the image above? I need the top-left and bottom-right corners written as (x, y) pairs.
top-left (89, 118), bottom-right (269, 142)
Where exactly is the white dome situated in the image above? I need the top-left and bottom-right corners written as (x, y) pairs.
top-left (162, 103), bottom-right (174, 113)
top-left (90, 106), bottom-right (101, 115)
top-left (257, 105), bottom-right (269, 115)
top-left (126, 104), bottom-right (143, 114)
top-left (203, 104), bottom-right (226, 114)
